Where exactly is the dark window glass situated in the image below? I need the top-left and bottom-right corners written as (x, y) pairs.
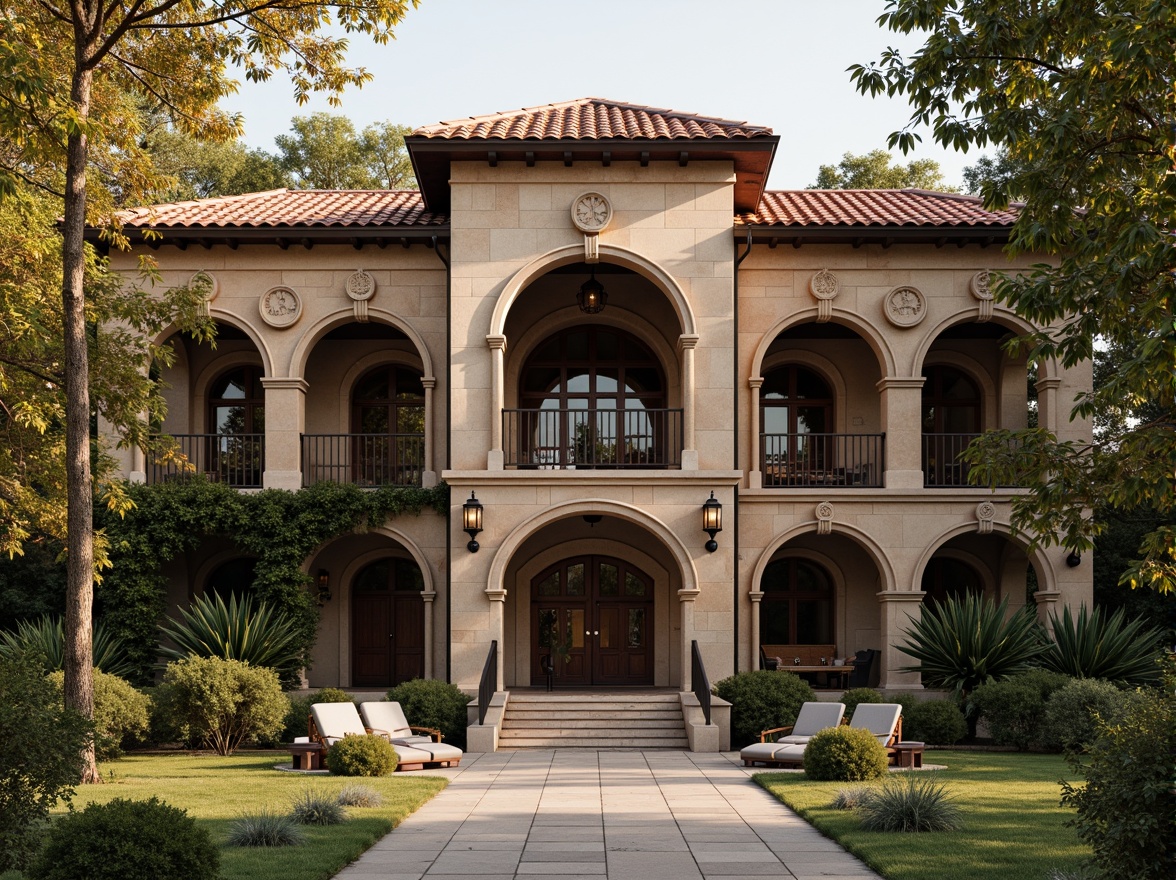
top-left (759, 558), bottom-right (834, 644)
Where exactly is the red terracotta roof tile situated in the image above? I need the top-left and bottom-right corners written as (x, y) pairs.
top-left (118, 189), bottom-right (444, 229)
top-left (740, 189), bottom-right (1020, 227)
top-left (412, 97), bottom-right (773, 141)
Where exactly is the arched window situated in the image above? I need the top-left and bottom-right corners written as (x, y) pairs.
top-left (350, 365), bottom-right (425, 485)
top-left (921, 365), bottom-right (981, 486)
top-left (203, 558), bottom-right (257, 604)
top-left (206, 366), bottom-right (264, 486)
top-left (760, 557), bottom-right (834, 644)
top-left (761, 365), bottom-right (833, 485)
top-left (921, 557), bottom-right (984, 607)
top-left (514, 327), bottom-right (672, 467)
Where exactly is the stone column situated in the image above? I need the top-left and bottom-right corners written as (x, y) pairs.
top-left (486, 335), bottom-right (507, 470)
top-left (877, 376), bottom-right (926, 489)
top-left (877, 591), bottom-right (925, 689)
top-left (679, 334), bottom-right (699, 470)
top-left (678, 587), bottom-right (699, 690)
top-left (486, 587), bottom-right (507, 689)
top-left (420, 376), bottom-right (437, 487)
top-left (1033, 590), bottom-right (1063, 635)
top-left (422, 590), bottom-right (436, 679)
top-left (1036, 376), bottom-right (1061, 433)
top-left (748, 377), bottom-right (763, 489)
top-left (748, 590), bottom-right (764, 670)
top-left (260, 377), bottom-right (308, 490)
top-left (130, 441), bottom-right (146, 484)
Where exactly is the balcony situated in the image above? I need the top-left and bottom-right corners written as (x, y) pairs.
top-left (761, 433), bottom-right (885, 488)
top-left (301, 434), bottom-right (425, 487)
top-left (503, 408), bottom-right (683, 469)
top-left (147, 434), bottom-right (264, 489)
top-left (922, 433), bottom-right (1021, 488)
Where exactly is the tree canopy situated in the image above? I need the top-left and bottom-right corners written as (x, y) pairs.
top-left (851, 0), bottom-right (1176, 594)
top-left (809, 148), bottom-right (954, 190)
top-left (274, 113), bottom-right (416, 189)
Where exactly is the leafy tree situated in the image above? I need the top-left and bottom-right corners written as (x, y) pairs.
top-left (961, 148), bottom-right (1025, 198)
top-left (142, 126), bottom-right (290, 201)
top-left (359, 121), bottom-right (416, 189)
top-left (275, 113), bottom-right (416, 189)
top-left (852, 0), bottom-right (1176, 595)
top-left (0, 0), bottom-right (419, 781)
top-left (809, 148), bottom-right (954, 190)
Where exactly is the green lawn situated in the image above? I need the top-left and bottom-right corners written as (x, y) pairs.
top-left (755, 750), bottom-right (1089, 880)
top-left (31, 752), bottom-right (447, 880)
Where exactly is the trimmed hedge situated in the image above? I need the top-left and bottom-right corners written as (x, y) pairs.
top-left (327, 734), bottom-right (397, 777)
top-left (803, 726), bottom-right (889, 781)
top-left (714, 670), bottom-right (816, 748)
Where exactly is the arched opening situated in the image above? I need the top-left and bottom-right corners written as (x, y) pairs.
top-left (920, 557), bottom-right (984, 607)
top-left (202, 557), bottom-right (258, 603)
top-left (759, 557), bottom-right (834, 645)
top-left (350, 557), bottom-right (425, 687)
top-left (201, 365), bottom-right (265, 487)
top-left (921, 364), bottom-right (982, 486)
top-left (347, 365), bottom-right (425, 485)
top-left (511, 325), bottom-right (675, 468)
top-left (761, 364), bottom-right (835, 485)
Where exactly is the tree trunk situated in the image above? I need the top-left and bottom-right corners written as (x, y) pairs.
top-left (62, 47), bottom-right (99, 785)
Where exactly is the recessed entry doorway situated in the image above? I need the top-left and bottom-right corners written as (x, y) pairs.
top-left (350, 558), bottom-right (424, 687)
top-left (530, 555), bottom-right (654, 686)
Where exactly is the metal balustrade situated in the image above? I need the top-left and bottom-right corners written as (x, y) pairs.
top-left (922, 433), bottom-right (1022, 488)
top-left (760, 433), bottom-right (885, 488)
top-left (146, 434), bottom-right (264, 489)
top-left (300, 434), bottom-right (425, 487)
top-left (503, 407), bottom-right (683, 469)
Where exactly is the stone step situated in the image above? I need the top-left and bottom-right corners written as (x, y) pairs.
top-left (504, 709), bottom-right (684, 721)
top-left (501, 736), bottom-right (691, 749)
top-left (499, 690), bottom-right (688, 750)
top-left (505, 700), bottom-right (681, 712)
top-left (501, 717), bottom-right (686, 730)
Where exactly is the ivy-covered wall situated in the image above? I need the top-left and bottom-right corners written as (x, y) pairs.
top-left (97, 479), bottom-right (448, 681)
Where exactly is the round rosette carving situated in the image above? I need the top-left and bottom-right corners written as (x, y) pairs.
top-left (571, 192), bottom-right (612, 233)
top-left (189, 270), bottom-right (219, 301)
top-left (809, 269), bottom-right (840, 300)
top-left (259, 286), bottom-right (302, 328)
top-left (976, 501), bottom-right (996, 521)
top-left (884, 285), bottom-right (927, 327)
top-left (970, 269), bottom-right (993, 300)
top-left (345, 269), bottom-right (377, 302)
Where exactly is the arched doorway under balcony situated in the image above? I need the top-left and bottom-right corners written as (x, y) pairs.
top-left (350, 556), bottom-right (426, 688)
top-left (921, 364), bottom-right (982, 487)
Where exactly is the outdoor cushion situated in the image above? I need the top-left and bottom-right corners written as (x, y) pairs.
top-left (309, 702), bottom-right (381, 746)
top-left (847, 703), bottom-right (902, 746)
top-left (359, 701), bottom-right (435, 744)
top-left (777, 701), bottom-right (845, 742)
top-left (739, 741), bottom-right (806, 766)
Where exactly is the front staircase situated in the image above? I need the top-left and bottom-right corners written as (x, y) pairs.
top-left (499, 690), bottom-right (689, 749)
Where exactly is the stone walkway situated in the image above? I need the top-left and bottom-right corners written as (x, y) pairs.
top-left (335, 750), bottom-right (881, 880)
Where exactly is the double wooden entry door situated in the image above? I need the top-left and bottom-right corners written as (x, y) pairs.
top-left (530, 555), bottom-right (654, 686)
top-left (351, 558), bottom-right (425, 687)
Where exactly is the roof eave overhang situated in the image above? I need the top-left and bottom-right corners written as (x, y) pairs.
top-left (407, 135), bottom-right (779, 214)
top-left (84, 224), bottom-right (450, 253)
top-left (736, 224), bottom-right (1012, 248)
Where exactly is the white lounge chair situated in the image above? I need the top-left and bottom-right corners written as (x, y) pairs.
top-left (740, 702), bottom-right (903, 769)
top-left (359, 701), bottom-right (462, 769)
top-left (307, 701), bottom-right (460, 771)
top-left (740, 701), bottom-right (845, 767)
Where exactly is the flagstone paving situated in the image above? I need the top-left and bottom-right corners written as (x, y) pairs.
top-left (335, 750), bottom-right (881, 880)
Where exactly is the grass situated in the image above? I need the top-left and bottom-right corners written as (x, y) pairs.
top-left (755, 750), bottom-right (1089, 880)
top-left (30, 752), bottom-right (446, 880)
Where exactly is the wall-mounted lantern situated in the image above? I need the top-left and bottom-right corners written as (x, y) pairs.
top-left (1065, 551), bottom-right (1081, 568)
top-left (463, 491), bottom-right (484, 553)
top-left (702, 491), bottom-right (723, 553)
top-left (317, 569), bottom-right (332, 604)
top-left (577, 267), bottom-right (608, 314)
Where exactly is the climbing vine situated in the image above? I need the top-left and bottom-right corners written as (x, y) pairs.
top-left (97, 480), bottom-right (448, 682)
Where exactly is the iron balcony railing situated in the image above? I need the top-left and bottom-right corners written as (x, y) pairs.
top-left (146, 434), bottom-right (264, 489)
top-left (300, 433), bottom-right (425, 488)
top-left (503, 407), bottom-right (683, 469)
top-left (922, 433), bottom-right (1022, 488)
top-left (761, 433), bottom-right (885, 488)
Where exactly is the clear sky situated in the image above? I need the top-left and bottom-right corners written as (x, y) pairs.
top-left (222, 0), bottom-right (984, 191)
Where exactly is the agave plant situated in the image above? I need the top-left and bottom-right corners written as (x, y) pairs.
top-left (1042, 604), bottom-right (1163, 685)
top-left (158, 591), bottom-right (303, 670)
top-left (897, 593), bottom-right (1045, 698)
top-left (0, 614), bottom-right (137, 679)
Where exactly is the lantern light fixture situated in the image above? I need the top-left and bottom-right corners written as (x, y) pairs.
top-left (316, 569), bottom-right (332, 604)
top-left (577, 267), bottom-right (607, 314)
top-left (1066, 551), bottom-right (1081, 568)
top-left (702, 491), bottom-right (723, 553)
top-left (462, 491), bottom-right (484, 553)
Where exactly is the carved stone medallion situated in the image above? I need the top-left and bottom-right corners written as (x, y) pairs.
top-left (970, 270), bottom-right (994, 322)
top-left (259, 286), bottom-right (302, 328)
top-left (884, 285), bottom-right (927, 327)
top-left (809, 269), bottom-right (840, 322)
top-left (976, 501), bottom-right (996, 535)
top-left (816, 501), bottom-right (835, 536)
top-left (571, 192), bottom-right (612, 233)
top-left (345, 269), bottom-right (377, 301)
top-left (189, 270), bottom-right (219, 301)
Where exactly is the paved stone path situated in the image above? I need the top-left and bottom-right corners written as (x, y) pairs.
top-left (335, 750), bottom-right (881, 880)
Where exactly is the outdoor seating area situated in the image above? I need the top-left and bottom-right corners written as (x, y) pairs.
top-left (299, 701), bottom-right (462, 772)
top-left (740, 702), bottom-right (903, 769)
top-left (759, 644), bottom-right (856, 689)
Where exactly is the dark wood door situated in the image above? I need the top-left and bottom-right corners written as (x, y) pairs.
top-left (351, 558), bottom-right (424, 687)
top-left (530, 556), bottom-right (653, 687)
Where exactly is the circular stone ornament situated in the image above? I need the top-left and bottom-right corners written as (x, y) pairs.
top-left (189, 270), bottom-right (219, 301)
top-left (571, 192), bottom-right (613, 233)
top-left (809, 269), bottom-right (840, 300)
top-left (259, 286), bottom-right (302, 328)
top-left (970, 269), bottom-right (993, 300)
top-left (884, 285), bottom-right (927, 327)
top-left (345, 269), bottom-right (377, 301)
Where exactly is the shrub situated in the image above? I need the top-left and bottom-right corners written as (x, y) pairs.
top-left (47, 669), bottom-right (149, 760)
top-left (158, 591), bottom-right (304, 672)
top-left (0, 614), bottom-right (136, 679)
top-left (154, 656), bottom-right (286, 755)
top-left (387, 678), bottom-right (473, 749)
top-left (1040, 678), bottom-right (1129, 753)
top-left (226, 808), bottom-right (306, 847)
top-left (28, 797), bottom-right (219, 880)
top-left (856, 773), bottom-right (963, 832)
top-left (841, 687), bottom-right (883, 719)
top-left (830, 784), bottom-right (874, 810)
top-left (803, 726), bottom-right (888, 782)
top-left (327, 734), bottom-right (398, 777)
top-left (713, 670), bottom-right (816, 748)
top-left (1044, 605), bottom-right (1163, 685)
top-left (903, 699), bottom-right (966, 745)
top-left (277, 687), bottom-right (354, 744)
top-left (897, 594), bottom-right (1044, 699)
top-left (969, 669), bottom-right (1071, 750)
top-left (337, 784), bottom-right (383, 808)
top-left (288, 788), bottom-right (347, 825)
top-left (1061, 662), bottom-right (1176, 880)
top-left (0, 655), bottom-right (92, 872)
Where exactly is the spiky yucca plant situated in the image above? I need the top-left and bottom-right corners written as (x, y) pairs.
top-left (897, 593), bottom-right (1044, 698)
top-left (157, 591), bottom-right (302, 670)
top-left (1043, 605), bottom-right (1163, 685)
top-left (0, 615), bottom-right (136, 679)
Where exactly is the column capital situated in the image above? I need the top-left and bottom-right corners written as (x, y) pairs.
top-left (1035, 377), bottom-right (1062, 392)
top-left (420, 376), bottom-right (437, 389)
top-left (876, 590), bottom-right (927, 603)
top-left (875, 376), bottom-right (925, 392)
top-left (748, 590), bottom-right (764, 603)
top-left (260, 377), bottom-right (309, 393)
top-left (485, 588), bottom-right (508, 603)
top-left (748, 376), bottom-right (764, 389)
top-left (677, 334), bottom-right (700, 352)
top-left (486, 334), bottom-right (508, 351)
top-left (421, 591), bottom-right (437, 604)
top-left (677, 588), bottom-right (701, 603)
